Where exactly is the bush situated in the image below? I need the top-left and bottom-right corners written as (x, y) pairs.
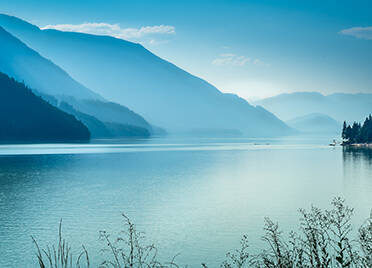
top-left (32, 198), bottom-right (372, 268)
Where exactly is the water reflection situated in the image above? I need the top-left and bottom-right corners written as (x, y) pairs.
top-left (343, 146), bottom-right (372, 166)
top-left (343, 147), bottom-right (372, 179)
top-left (342, 147), bottom-right (372, 216)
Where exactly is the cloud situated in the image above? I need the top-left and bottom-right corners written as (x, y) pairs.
top-left (41, 22), bottom-right (176, 45)
top-left (212, 54), bottom-right (251, 66)
top-left (339, 26), bottom-right (372, 40)
top-left (212, 54), bottom-right (270, 67)
top-left (253, 59), bottom-right (271, 67)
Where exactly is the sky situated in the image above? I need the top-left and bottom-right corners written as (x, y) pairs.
top-left (1, 0), bottom-right (372, 100)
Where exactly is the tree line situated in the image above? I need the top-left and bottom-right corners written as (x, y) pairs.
top-left (342, 115), bottom-right (372, 144)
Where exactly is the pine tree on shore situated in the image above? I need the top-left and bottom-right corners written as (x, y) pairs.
top-left (342, 115), bottom-right (372, 144)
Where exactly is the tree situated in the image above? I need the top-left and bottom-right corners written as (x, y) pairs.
top-left (342, 121), bottom-right (347, 140)
top-left (342, 115), bottom-right (372, 144)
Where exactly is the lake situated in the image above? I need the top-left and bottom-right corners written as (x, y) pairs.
top-left (0, 136), bottom-right (371, 267)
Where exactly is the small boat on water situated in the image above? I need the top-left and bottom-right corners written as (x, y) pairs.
top-left (329, 139), bottom-right (337, 146)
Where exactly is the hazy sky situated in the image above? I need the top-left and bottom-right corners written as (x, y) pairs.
top-left (1, 0), bottom-right (372, 99)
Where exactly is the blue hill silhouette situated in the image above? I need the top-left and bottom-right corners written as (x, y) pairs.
top-left (0, 14), bottom-right (293, 137)
top-left (0, 25), bottom-right (154, 138)
top-left (255, 92), bottom-right (372, 123)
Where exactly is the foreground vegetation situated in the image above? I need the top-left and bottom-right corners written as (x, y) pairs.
top-left (32, 198), bottom-right (372, 267)
top-left (342, 115), bottom-right (372, 144)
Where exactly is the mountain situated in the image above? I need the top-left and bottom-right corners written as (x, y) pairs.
top-left (0, 14), bottom-right (293, 137)
top-left (0, 25), bottom-right (155, 137)
top-left (59, 97), bottom-right (152, 131)
top-left (58, 101), bottom-right (151, 138)
top-left (0, 71), bottom-right (90, 142)
top-left (34, 90), bottom-right (152, 139)
top-left (0, 26), bottom-right (100, 100)
top-left (254, 92), bottom-right (372, 122)
top-left (286, 113), bottom-right (342, 134)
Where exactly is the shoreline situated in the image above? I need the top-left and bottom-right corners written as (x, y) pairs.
top-left (342, 143), bottom-right (372, 148)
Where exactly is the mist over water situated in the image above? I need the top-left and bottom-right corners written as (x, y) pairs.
top-left (0, 137), bottom-right (371, 267)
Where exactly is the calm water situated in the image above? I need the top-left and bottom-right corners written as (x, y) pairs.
top-left (0, 137), bottom-right (371, 267)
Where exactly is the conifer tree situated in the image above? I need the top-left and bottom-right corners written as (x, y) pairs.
top-left (342, 115), bottom-right (372, 144)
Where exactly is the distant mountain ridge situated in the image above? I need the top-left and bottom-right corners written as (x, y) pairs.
top-left (254, 92), bottom-right (372, 122)
top-left (0, 25), bottom-right (154, 138)
top-left (0, 14), bottom-right (293, 137)
top-left (0, 71), bottom-right (90, 142)
top-left (61, 97), bottom-right (151, 130)
top-left (286, 113), bottom-right (341, 134)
